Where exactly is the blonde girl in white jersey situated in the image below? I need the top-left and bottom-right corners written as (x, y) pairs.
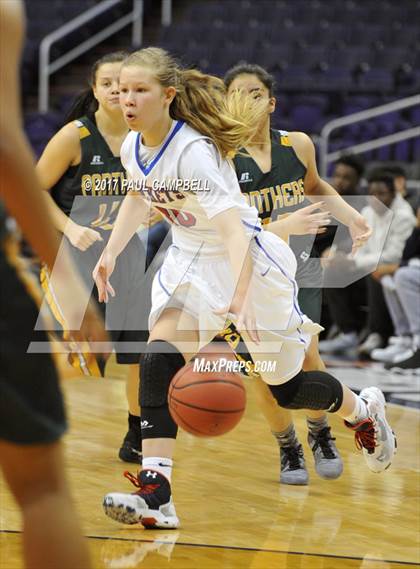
top-left (94, 48), bottom-right (396, 529)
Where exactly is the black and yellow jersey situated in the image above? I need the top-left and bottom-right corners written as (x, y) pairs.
top-left (233, 128), bottom-right (322, 288)
top-left (0, 199), bottom-right (8, 242)
top-left (50, 115), bottom-right (128, 234)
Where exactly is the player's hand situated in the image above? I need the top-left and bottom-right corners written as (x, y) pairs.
top-left (349, 213), bottom-right (372, 255)
top-left (214, 294), bottom-right (260, 344)
top-left (71, 299), bottom-right (109, 345)
top-left (65, 220), bottom-right (103, 251)
top-left (93, 249), bottom-right (116, 303)
top-left (287, 202), bottom-right (331, 235)
top-left (50, 262), bottom-right (110, 356)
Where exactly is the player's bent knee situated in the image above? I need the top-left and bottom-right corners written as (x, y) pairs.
top-left (268, 370), bottom-right (343, 412)
top-left (140, 340), bottom-right (185, 439)
top-left (140, 340), bottom-right (185, 407)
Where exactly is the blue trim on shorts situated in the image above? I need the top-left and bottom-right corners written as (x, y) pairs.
top-left (254, 235), bottom-right (306, 345)
top-left (157, 268), bottom-right (171, 297)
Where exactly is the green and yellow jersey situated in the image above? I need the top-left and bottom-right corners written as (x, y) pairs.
top-left (50, 115), bottom-right (128, 234)
top-left (218, 130), bottom-right (323, 371)
top-left (233, 128), bottom-right (322, 289)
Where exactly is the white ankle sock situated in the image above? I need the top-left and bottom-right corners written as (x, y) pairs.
top-left (142, 457), bottom-right (173, 482)
top-left (343, 394), bottom-right (369, 425)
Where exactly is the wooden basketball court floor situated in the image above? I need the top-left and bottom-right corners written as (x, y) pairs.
top-left (1, 369), bottom-right (419, 569)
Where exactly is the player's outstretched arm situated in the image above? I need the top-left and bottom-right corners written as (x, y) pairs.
top-left (265, 202), bottom-right (331, 241)
top-left (93, 191), bottom-right (148, 301)
top-left (102, 190), bottom-right (149, 258)
top-left (289, 132), bottom-right (372, 252)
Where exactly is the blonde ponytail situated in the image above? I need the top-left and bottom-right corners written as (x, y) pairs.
top-left (122, 47), bottom-right (266, 157)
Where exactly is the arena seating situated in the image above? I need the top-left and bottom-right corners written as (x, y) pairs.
top-left (23, 0), bottom-right (420, 163)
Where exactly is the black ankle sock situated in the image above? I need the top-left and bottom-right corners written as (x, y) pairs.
top-left (128, 413), bottom-right (141, 430)
top-left (97, 357), bottom-right (107, 376)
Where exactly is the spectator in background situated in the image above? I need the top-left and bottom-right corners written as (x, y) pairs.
top-left (316, 154), bottom-right (365, 256)
top-left (317, 155), bottom-right (367, 350)
top-left (332, 155), bottom-right (365, 197)
top-left (372, 207), bottom-right (420, 372)
top-left (320, 171), bottom-right (416, 357)
top-left (384, 165), bottom-right (418, 214)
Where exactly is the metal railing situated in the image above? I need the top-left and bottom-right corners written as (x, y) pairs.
top-left (319, 94), bottom-right (420, 177)
top-left (38, 0), bottom-right (143, 113)
top-left (161, 0), bottom-right (172, 26)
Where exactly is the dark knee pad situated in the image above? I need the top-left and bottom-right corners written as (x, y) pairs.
top-left (268, 370), bottom-right (343, 412)
top-left (140, 340), bottom-right (185, 439)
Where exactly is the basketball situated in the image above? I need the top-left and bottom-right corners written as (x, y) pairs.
top-left (168, 351), bottom-right (246, 437)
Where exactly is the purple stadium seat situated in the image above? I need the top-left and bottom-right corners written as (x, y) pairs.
top-left (159, 22), bottom-right (200, 44)
top-left (375, 144), bottom-right (392, 162)
top-left (329, 138), bottom-right (358, 153)
top-left (342, 95), bottom-right (380, 115)
top-left (394, 140), bottom-right (411, 162)
top-left (410, 107), bottom-right (420, 126)
top-left (316, 67), bottom-right (354, 91)
top-left (280, 66), bottom-right (315, 91)
top-left (184, 2), bottom-right (223, 21)
top-left (185, 43), bottom-right (215, 68)
top-left (328, 46), bottom-right (373, 69)
top-left (344, 23), bottom-right (387, 46)
top-left (290, 104), bottom-right (324, 133)
top-left (213, 44), bottom-right (255, 69)
top-left (413, 137), bottom-right (420, 162)
top-left (397, 69), bottom-right (420, 96)
top-left (369, 5), bottom-right (407, 26)
top-left (374, 47), bottom-right (413, 70)
top-left (255, 45), bottom-right (293, 72)
top-left (273, 94), bottom-right (291, 116)
top-left (357, 120), bottom-right (378, 142)
top-left (358, 68), bottom-right (394, 93)
top-left (292, 45), bottom-right (328, 68)
top-left (375, 112), bottom-right (401, 129)
top-left (291, 94), bottom-right (329, 112)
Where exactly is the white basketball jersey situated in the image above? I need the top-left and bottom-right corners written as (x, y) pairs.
top-left (121, 120), bottom-right (261, 256)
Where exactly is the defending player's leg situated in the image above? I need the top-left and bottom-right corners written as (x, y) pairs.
top-left (297, 286), bottom-right (343, 479)
top-left (0, 440), bottom-right (91, 569)
top-left (221, 321), bottom-right (342, 484)
top-left (103, 308), bottom-right (199, 529)
top-left (119, 363), bottom-right (142, 464)
top-left (219, 321), bottom-right (309, 485)
top-left (252, 376), bottom-right (308, 485)
top-left (302, 336), bottom-right (343, 480)
top-left (267, 370), bottom-right (397, 473)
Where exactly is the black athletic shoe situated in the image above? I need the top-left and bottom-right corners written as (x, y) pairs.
top-left (103, 470), bottom-right (179, 528)
top-left (119, 427), bottom-right (142, 464)
top-left (386, 348), bottom-right (420, 374)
